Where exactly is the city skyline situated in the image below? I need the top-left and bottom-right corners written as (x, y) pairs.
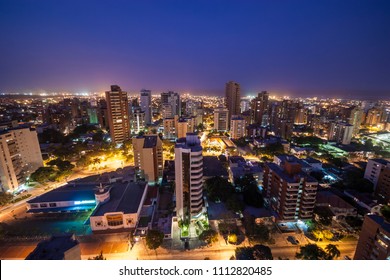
top-left (1, 1), bottom-right (389, 98)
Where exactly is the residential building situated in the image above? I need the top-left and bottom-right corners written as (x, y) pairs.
top-left (176, 116), bottom-right (196, 139)
top-left (163, 118), bottom-right (176, 139)
top-left (133, 135), bottom-right (163, 184)
top-left (161, 91), bottom-right (180, 118)
top-left (364, 159), bottom-right (390, 189)
top-left (175, 133), bottom-right (204, 220)
top-left (263, 155), bottom-right (318, 221)
top-left (0, 126), bottom-right (43, 192)
top-left (354, 214), bottom-right (390, 260)
top-left (213, 107), bottom-right (229, 131)
top-left (225, 81), bottom-right (240, 127)
top-left (251, 91), bottom-right (269, 125)
top-left (140, 89), bottom-right (152, 124)
top-left (131, 108), bottom-right (145, 134)
top-left (230, 115), bottom-right (246, 139)
top-left (376, 165), bottom-right (390, 203)
top-left (105, 85), bottom-right (130, 144)
top-left (328, 122), bottom-right (354, 145)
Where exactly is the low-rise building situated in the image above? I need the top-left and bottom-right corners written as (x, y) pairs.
top-left (26, 234), bottom-right (81, 260)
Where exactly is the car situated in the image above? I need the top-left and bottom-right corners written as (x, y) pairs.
top-left (343, 256), bottom-right (351, 260)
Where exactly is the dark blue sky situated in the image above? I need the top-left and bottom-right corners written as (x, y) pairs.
top-left (0, 0), bottom-right (389, 97)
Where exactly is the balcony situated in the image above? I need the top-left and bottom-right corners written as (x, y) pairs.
top-left (191, 177), bottom-right (203, 185)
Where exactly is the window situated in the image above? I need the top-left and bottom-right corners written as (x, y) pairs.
top-left (40, 203), bottom-right (47, 208)
top-left (95, 221), bottom-right (103, 227)
top-left (49, 203), bottom-right (56, 207)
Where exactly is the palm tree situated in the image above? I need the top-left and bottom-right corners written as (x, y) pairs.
top-left (325, 244), bottom-right (340, 260)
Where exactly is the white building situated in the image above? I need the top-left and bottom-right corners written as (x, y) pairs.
top-left (0, 126), bottom-right (43, 192)
top-left (213, 107), bottom-right (229, 131)
top-left (364, 158), bottom-right (390, 189)
top-left (230, 115), bottom-right (246, 139)
top-left (175, 133), bottom-right (204, 220)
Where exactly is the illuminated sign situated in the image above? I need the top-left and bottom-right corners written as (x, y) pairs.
top-left (74, 200), bottom-right (96, 205)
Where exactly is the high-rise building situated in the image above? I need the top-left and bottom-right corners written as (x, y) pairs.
top-left (0, 127), bottom-right (43, 192)
top-left (175, 133), bottom-right (204, 220)
top-left (327, 122), bottom-right (354, 145)
top-left (251, 91), bottom-right (269, 125)
top-left (161, 91), bottom-right (180, 118)
top-left (364, 159), bottom-right (390, 189)
top-left (176, 116), bottom-right (196, 139)
top-left (140, 89), bottom-right (152, 125)
top-left (230, 115), bottom-right (246, 139)
top-left (376, 166), bottom-right (390, 203)
top-left (263, 155), bottom-right (318, 221)
top-left (131, 108), bottom-right (145, 135)
top-left (97, 99), bottom-right (109, 130)
top-left (365, 107), bottom-right (385, 125)
top-left (133, 134), bottom-right (163, 184)
top-left (163, 118), bottom-right (176, 139)
top-left (105, 85), bottom-right (130, 144)
top-left (348, 106), bottom-right (363, 136)
top-left (213, 107), bottom-right (229, 131)
top-left (225, 81), bottom-right (240, 127)
top-left (354, 214), bottom-right (390, 260)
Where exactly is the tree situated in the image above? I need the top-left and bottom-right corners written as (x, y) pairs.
top-left (235, 245), bottom-right (273, 260)
top-left (381, 205), bottom-right (390, 222)
top-left (296, 244), bottom-right (328, 260)
top-left (199, 229), bottom-right (218, 245)
top-left (225, 195), bottom-right (245, 213)
top-left (145, 229), bottom-right (164, 250)
top-left (0, 193), bottom-right (13, 206)
top-left (30, 166), bottom-right (56, 183)
top-left (243, 215), bottom-right (270, 243)
top-left (325, 244), bottom-right (340, 259)
top-left (88, 251), bottom-right (106, 260)
top-left (204, 177), bottom-right (233, 202)
top-left (227, 233), bottom-right (237, 244)
top-left (235, 174), bottom-right (263, 207)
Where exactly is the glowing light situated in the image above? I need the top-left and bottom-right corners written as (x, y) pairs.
top-left (74, 200), bottom-right (95, 205)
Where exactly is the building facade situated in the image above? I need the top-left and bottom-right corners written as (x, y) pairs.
top-left (225, 81), bottom-right (240, 127)
top-left (133, 135), bottom-right (163, 184)
top-left (175, 133), bottom-right (204, 221)
top-left (0, 127), bottom-right (43, 192)
top-left (105, 85), bottom-right (130, 144)
top-left (354, 214), bottom-right (390, 260)
top-left (140, 89), bottom-right (152, 125)
top-left (263, 155), bottom-right (318, 221)
top-left (230, 115), bottom-right (246, 139)
top-left (213, 107), bottom-right (229, 131)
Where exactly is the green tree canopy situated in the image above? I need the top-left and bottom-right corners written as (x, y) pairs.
top-left (296, 244), bottom-right (328, 260)
top-left (145, 229), bottom-right (164, 250)
top-left (198, 229), bottom-right (218, 244)
top-left (204, 177), bottom-right (233, 202)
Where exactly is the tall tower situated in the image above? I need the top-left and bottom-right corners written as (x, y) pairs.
top-left (161, 91), bottom-right (180, 118)
top-left (105, 85), bottom-right (130, 144)
top-left (140, 89), bottom-right (152, 125)
top-left (132, 134), bottom-right (163, 184)
top-left (251, 91), bottom-right (269, 125)
top-left (225, 81), bottom-right (240, 127)
top-left (175, 133), bottom-right (204, 221)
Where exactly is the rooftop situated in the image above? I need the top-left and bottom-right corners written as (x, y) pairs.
top-left (266, 162), bottom-right (317, 184)
top-left (25, 234), bottom-right (79, 260)
top-left (316, 191), bottom-right (355, 209)
top-left (143, 135), bottom-right (158, 148)
top-left (203, 156), bottom-right (228, 177)
top-left (92, 181), bottom-right (147, 216)
top-left (28, 183), bottom-right (97, 204)
top-left (370, 158), bottom-right (390, 165)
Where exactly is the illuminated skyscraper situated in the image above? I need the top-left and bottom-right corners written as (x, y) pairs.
top-left (175, 133), bottom-right (204, 221)
top-left (105, 85), bottom-right (130, 144)
top-left (225, 81), bottom-right (240, 127)
top-left (140, 89), bottom-right (152, 124)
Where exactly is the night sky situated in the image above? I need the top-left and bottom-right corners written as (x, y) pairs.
top-left (1, 0), bottom-right (389, 98)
